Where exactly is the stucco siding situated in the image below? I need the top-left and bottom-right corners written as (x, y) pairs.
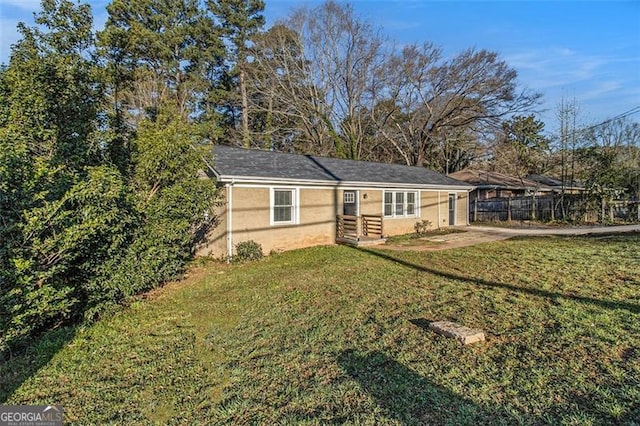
top-left (420, 191), bottom-right (440, 228)
top-left (357, 189), bottom-right (382, 216)
top-left (438, 191), bottom-right (449, 227)
top-left (457, 192), bottom-right (469, 225)
top-left (196, 187), bottom-right (229, 258)
top-left (229, 187), bottom-right (336, 256)
top-left (198, 185), bottom-right (470, 258)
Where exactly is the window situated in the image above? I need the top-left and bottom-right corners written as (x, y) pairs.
top-left (384, 192), bottom-right (393, 217)
top-left (272, 188), bottom-right (296, 224)
top-left (407, 192), bottom-right (416, 215)
top-left (383, 191), bottom-right (418, 218)
top-left (395, 192), bottom-right (404, 216)
top-left (344, 192), bottom-right (355, 204)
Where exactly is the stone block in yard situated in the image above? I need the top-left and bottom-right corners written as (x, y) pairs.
top-left (428, 321), bottom-right (485, 345)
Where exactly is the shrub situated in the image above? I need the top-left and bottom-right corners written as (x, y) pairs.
top-left (234, 240), bottom-right (263, 262)
top-left (414, 220), bottom-right (433, 237)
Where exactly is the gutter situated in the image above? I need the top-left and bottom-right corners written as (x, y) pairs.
top-left (216, 175), bottom-right (473, 191)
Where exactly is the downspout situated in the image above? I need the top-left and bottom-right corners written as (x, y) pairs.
top-left (437, 191), bottom-right (441, 228)
top-left (467, 189), bottom-right (472, 225)
top-left (227, 180), bottom-right (234, 262)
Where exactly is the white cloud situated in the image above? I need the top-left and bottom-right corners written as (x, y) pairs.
top-left (505, 48), bottom-right (615, 91)
top-left (581, 81), bottom-right (623, 101)
top-left (381, 18), bottom-right (420, 31)
top-left (556, 47), bottom-right (576, 57)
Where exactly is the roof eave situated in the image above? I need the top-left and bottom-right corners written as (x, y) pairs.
top-left (216, 174), bottom-right (474, 191)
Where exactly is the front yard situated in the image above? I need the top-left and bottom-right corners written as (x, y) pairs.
top-left (2, 234), bottom-right (639, 424)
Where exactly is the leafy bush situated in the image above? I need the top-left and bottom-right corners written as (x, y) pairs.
top-left (414, 220), bottom-right (433, 237)
top-left (234, 241), bottom-right (263, 262)
top-left (0, 109), bottom-right (219, 353)
top-left (0, 2), bottom-right (224, 355)
top-left (0, 166), bottom-right (135, 352)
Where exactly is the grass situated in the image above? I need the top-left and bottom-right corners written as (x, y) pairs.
top-left (2, 234), bottom-right (640, 425)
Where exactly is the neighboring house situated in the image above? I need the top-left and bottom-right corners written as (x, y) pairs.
top-left (449, 169), bottom-right (552, 201)
top-left (198, 145), bottom-right (473, 258)
top-left (526, 174), bottom-right (586, 194)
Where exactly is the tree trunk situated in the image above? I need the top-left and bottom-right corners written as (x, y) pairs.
top-left (239, 65), bottom-right (250, 147)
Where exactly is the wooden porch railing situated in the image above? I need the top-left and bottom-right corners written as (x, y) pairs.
top-left (336, 214), bottom-right (384, 241)
top-left (336, 214), bottom-right (359, 240)
top-left (362, 214), bottom-right (383, 237)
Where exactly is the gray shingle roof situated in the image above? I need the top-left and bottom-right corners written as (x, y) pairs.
top-left (212, 145), bottom-right (471, 188)
top-left (450, 169), bottom-right (545, 190)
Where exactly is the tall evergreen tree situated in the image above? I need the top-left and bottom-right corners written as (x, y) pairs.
top-left (98, 0), bottom-right (225, 124)
top-left (208, 0), bottom-right (265, 146)
top-left (492, 115), bottom-right (550, 179)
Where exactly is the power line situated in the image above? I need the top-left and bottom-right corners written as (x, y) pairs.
top-left (547, 105), bottom-right (640, 141)
top-left (579, 105), bottom-right (640, 134)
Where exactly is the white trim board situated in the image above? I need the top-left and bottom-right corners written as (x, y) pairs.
top-left (217, 175), bottom-right (473, 191)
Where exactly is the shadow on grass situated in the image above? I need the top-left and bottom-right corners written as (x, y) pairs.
top-left (408, 318), bottom-right (434, 331)
top-left (353, 246), bottom-right (640, 315)
top-left (0, 325), bottom-right (77, 403)
top-left (338, 349), bottom-right (521, 425)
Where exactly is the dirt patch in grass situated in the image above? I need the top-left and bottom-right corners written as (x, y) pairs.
top-left (385, 228), bottom-right (469, 248)
top-left (384, 229), bottom-right (509, 251)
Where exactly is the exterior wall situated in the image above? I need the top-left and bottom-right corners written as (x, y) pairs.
top-left (420, 191), bottom-right (440, 227)
top-left (199, 185), bottom-right (337, 258)
top-left (196, 189), bottom-right (228, 258)
top-left (457, 192), bottom-right (469, 226)
top-left (359, 189), bottom-right (382, 216)
top-left (198, 184), bottom-right (471, 258)
top-left (437, 191), bottom-right (449, 228)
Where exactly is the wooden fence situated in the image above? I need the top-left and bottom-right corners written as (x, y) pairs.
top-left (471, 195), bottom-right (639, 223)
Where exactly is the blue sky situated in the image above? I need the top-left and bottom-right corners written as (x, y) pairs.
top-left (1, 0), bottom-right (639, 134)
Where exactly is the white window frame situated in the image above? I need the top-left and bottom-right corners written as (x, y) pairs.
top-left (344, 191), bottom-right (355, 204)
top-left (406, 191), bottom-right (416, 216)
top-left (270, 187), bottom-right (299, 226)
top-left (383, 190), bottom-right (419, 218)
top-left (384, 191), bottom-right (394, 217)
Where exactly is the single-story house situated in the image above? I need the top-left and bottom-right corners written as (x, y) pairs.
top-left (198, 145), bottom-right (473, 258)
top-left (449, 169), bottom-right (552, 201)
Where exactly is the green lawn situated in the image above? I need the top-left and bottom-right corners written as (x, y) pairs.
top-left (2, 234), bottom-right (639, 425)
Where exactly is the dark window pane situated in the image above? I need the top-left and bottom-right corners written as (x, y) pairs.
top-left (274, 206), bottom-right (292, 222)
top-left (395, 192), bottom-right (404, 215)
top-left (275, 190), bottom-right (292, 207)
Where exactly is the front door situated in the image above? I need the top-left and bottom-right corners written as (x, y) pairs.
top-left (448, 193), bottom-right (456, 225)
top-left (343, 190), bottom-right (358, 216)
